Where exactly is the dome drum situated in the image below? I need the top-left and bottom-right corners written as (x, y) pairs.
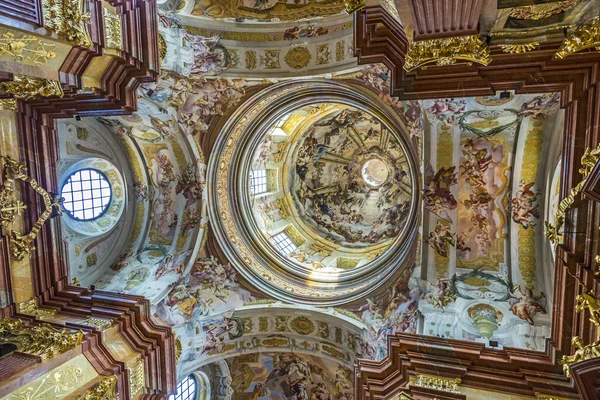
top-left (208, 80), bottom-right (420, 305)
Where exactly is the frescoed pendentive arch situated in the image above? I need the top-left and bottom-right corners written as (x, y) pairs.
top-left (207, 79), bottom-right (421, 305)
top-left (175, 304), bottom-right (371, 378)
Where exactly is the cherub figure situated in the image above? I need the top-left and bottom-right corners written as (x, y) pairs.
top-left (576, 290), bottom-right (600, 327)
top-left (425, 221), bottom-right (456, 258)
top-left (560, 336), bottom-right (600, 378)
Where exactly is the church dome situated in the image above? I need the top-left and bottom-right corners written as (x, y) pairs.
top-left (207, 79), bottom-right (420, 305)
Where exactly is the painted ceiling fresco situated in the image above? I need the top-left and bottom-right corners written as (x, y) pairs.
top-left (56, 6), bottom-right (566, 393)
top-left (291, 107), bottom-right (412, 247)
top-left (228, 352), bottom-right (354, 400)
top-left (191, 0), bottom-right (345, 21)
top-left (249, 102), bottom-right (413, 273)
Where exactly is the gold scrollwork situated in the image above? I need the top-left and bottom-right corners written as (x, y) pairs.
top-left (18, 298), bottom-right (57, 320)
top-left (0, 98), bottom-right (17, 111)
top-left (103, 7), bottom-right (122, 50)
top-left (509, 0), bottom-right (580, 20)
top-left (0, 318), bottom-right (83, 359)
top-left (0, 30), bottom-right (56, 65)
top-left (545, 144), bottom-right (600, 244)
top-left (556, 15), bottom-right (600, 59)
top-left (405, 35), bottom-right (491, 72)
top-left (500, 42), bottom-right (540, 54)
top-left (0, 74), bottom-right (64, 100)
top-left (76, 376), bottom-right (119, 400)
top-left (413, 373), bottom-right (461, 393)
top-left (0, 156), bottom-right (63, 261)
top-left (42, 0), bottom-right (92, 48)
top-left (344, 0), bottom-right (365, 14)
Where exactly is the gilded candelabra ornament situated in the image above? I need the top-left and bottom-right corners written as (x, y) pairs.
top-left (0, 318), bottom-right (83, 360)
top-left (0, 30), bottom-right (56, 65)
top-left (0, 156), bottom-right (63, 261)
top-left (560, 336), bottom-right (600, 378)
top-left (76, 376), bottom-right (118, 400)
top-left (103, 7), bottom-right (122, 50)
top-left (405, 35), bottom-right (491, 72)
top-left (413, 374), bottom-right (461, 393)
top-left (556, 15), bottom-right (600, 59)
top-left (500, 42), bottom-right (540, 54)
top-left (545, 144), bottom-right (600, 245)
top-left (344, 0), bottom-right (365, 14)
top-left (0, 74), bottom-right (63, 100)
top-left (128, 359), bottom-right (146, 398)
top-left (42, 0), bottom-right (92, 48)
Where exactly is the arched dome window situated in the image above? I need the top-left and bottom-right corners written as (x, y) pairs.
top-left (61, 169), bottom-right (112, 220)
top-left (169, 376), bottom-right (197, 400)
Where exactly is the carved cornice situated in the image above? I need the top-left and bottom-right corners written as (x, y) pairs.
top-left (355, 333), bottom-right (575, 399)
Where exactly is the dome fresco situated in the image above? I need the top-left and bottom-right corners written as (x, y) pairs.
top-left (250, 103), bottom-right (413, 274)
top-left (209, 81), bottom-right (420, 304)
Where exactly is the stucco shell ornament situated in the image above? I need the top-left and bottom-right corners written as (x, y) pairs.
top-left (207, 79), bottom-right (420, 305)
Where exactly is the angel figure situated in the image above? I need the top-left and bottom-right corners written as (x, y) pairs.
top-left (425, 221), bottom-right (456, 258)
top-left (358, 298), bottom-right (384, 326)
top-left (422, 164), bottom-right (458, 222)
top-left (412, 276), bottom-right (457, 310)
top-left (509, 285), bottom-right (547, 325)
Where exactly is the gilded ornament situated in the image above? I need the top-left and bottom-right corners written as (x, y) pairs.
top-left (158, 33), bottom-right (167, 62)
top-left (42, 0), bottom-right (92, 48)
top-left (75, 316), bottom-right (114, 331)
top-left (335, 41), bottom-right (345, 62)
top-left (290, 316), bottom-right (315, 335)
top-left (175, 336), bottom-right (182, 363)
top-left (536, 393), bottom-right (575, 400)
top-left (103, 7), bottom-right (122, 50)
top-left (128, 359), bottom-right (146, 398)
top-left (0, 30), bottom-right (56, 65)
top-left (414, 374), bottom-right (461, 393)
top-left (0, 98), bottom-right (17, 111)
top-left (0, 318), bottom-right (83, 359)
top-left (545, 144), bottom-right (600, 244)
top-left (0, 74), bottom-right (64, 100)
top-left (560, 336), bottom-right (600, 378)
top-left (284, 47), bottom-right (312, 69)
top-left (18, 298), bottom-right (57, 319)
top-left (245, 50), bottom-right (257, 70)
top-left (500, 42), bottom-right (540, 53)
top-left (0, 156), bottom-right (63, 260)
top-left (556, 15), bottom-right (600, 59)
top-left (405, 35), bottom-right (491, 72)
top-left (10, 363), bottom-right (85, 400)
top-left (509, 0), bottom-right (580, 20)
top-left (76, 376), bottom-right (118, 400)
top-left (575, 290), bottom-right (600, 327)
top-left (344, 0), bottom-right (365, 14)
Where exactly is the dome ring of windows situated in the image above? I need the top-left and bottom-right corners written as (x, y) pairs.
top-left (207, 79), bottom-right (421, 305)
